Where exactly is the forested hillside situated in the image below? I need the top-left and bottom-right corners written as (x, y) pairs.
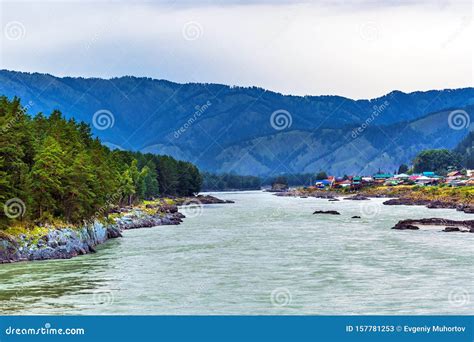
top-left (0, 96), bottom-right (201, 228)
top-left (455, 131), bottom-right (474, 169)
top-left (1, 70), bottom-right (473, 176)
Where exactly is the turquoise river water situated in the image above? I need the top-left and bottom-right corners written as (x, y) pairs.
top-left (0, 191), bottom-right (472, 314)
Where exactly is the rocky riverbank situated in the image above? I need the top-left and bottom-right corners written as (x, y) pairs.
top-left (274, 186), bottom-right (474, 213)
top-left (275, 189), bottom-right (340, 199)
top-left (0, 222), bottom-right (122, 263)
top-left (392, 218), bottom-right (474, 233)
top-left (383, 198), bottom-right (474, 213)
top-left (174, 194), bottom-right (235, 205)
top-left (0, 195), bottom-right (232, 264)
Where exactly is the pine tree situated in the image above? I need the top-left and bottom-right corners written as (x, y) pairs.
top-left (63, 151), bottom-right (96, 221)
top-left (30, 136), bottom-right (65, 219)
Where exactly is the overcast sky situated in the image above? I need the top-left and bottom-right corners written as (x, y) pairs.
top-left (0, 0), bottom-right (472, 99)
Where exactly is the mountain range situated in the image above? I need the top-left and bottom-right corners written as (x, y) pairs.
top-left (1, 69), bottom-right (473, 176)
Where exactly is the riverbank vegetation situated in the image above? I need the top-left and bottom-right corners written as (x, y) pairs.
top-left (0, 96), bottom-right (202, 229)
top-left (201, 172), bottom-right (261, 191)
top-left (359, 185), bottom-right (474, 205)
top-left (289, 184), bottom-right (474, 208)
top-left (412, 149), bottom-right (462, 175)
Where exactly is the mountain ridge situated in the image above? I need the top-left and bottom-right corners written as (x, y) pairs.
top-left (1, 69), bottom-right (473, 176)
top-left (3, 68), bottom-right (471, 101)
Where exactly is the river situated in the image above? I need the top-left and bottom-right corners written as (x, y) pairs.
top-left (0, 191), bottom-right (472, 315)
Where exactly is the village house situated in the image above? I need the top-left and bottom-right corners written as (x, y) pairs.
top-left (315, 169), bottom-right (473, 190)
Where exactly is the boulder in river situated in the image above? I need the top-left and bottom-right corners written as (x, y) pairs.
top-left (392, 223), bottom-right (420, 230)
top-left (344, 194), bottom-right (370, 201)
top-left (194, 195), bottom-right (234, 204)
top-left (391, 218), bottom-right (474, 233)
top-left (313, 210), bottom-right (341, 215)
top-left (443, 227), bottom-right (461, 232)
top-left (383, 198), bottom-right (430, 206)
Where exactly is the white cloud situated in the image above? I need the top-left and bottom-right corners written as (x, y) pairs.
top-left (0, 0), bottom-right (472, 98)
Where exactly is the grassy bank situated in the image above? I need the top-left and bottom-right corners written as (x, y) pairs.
top-left (293, 185), bottom-right (474, 206)
top-left (358, 185), bottom-right (474, 206)
top-left (1, 197), bottom-right (179, 240)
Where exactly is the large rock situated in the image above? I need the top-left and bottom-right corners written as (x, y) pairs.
top-left (0, 233), bottom-right (24, 263)
top-left (344, 194), bottom-right (370, 201)
top-left (391, 218), bottom-right (474, 233)
top-left (392, 223), bottom-right (420, 230)
top-left (195, 195), bottom-right (234, 204)
top-left (383, 198), bottom-right (430, 206)
top-left (384, 198), bottom-right (466, 212)
top-left (313, 210), bottom-right (341, 215)
top-left (115, 210), bottom-right (184, 230)
top-left (443, 227), bottom-right (461, 232)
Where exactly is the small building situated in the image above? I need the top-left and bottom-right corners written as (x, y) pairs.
top-left (373, 173), bottom-right (393, 180)
top-left (422, 171), bottom-right (436, 177)
top-left (394, 173), bottom-right (410, 180)
top-left (361, 176), bottom-right (374, 183)
top-left (447, 171), bottom-right (463, 178)
top-left (415, 176), bottom-right (439, 186)
top-left (335, 179), bottom-right (351, 188)
top-left (384, 179), bottom-right (401, 186)
top-left (315, 180), bottom-right (332, 188)
top-left (351, 176), bottom-right (363, 189)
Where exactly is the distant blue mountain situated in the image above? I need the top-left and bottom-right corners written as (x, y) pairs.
top-left (1, 69), bottom-right (473, 175)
